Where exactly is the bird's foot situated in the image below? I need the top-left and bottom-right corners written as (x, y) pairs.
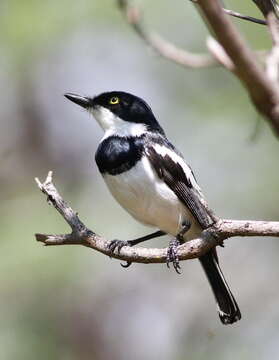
top-left (108, 239), bottom-right (132, 254)
top-left (166, 237), bottom-right (181, 274)
top-left (107, 231), bottom-right (166, 269)
top-left (166, 221), bottom-right (191, 274)
top-left (107, 240), bottom-right (133, 268)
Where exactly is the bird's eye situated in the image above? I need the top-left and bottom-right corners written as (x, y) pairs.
top-left (109, 96), bottom-right (119, 105)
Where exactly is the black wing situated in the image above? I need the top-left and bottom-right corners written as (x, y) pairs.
top-left (147, 145), bottom-right (212, 229)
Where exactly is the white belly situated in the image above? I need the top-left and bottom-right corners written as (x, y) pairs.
top-left (103, 156), bottom-right (202, 240)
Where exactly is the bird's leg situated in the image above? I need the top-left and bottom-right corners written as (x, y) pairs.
top-left (166, 220), bottom-right (191, 274)
top-left (108, 230), bottom-right (166, 268)
top-left (108, 230), bottom-right (166, 253)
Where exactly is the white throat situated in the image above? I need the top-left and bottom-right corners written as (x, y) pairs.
top-left (91, 105), bottom-right (147, 139)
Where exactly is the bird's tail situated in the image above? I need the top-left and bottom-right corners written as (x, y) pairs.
top-left (199, 249), bottom-right (241, 325)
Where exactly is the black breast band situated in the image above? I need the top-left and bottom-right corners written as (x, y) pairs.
top-left (95, 135), bottom-right (145, 175)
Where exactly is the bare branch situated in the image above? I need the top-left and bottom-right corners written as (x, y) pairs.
top-left (197, 0), bottom-right (279, 136)
top-left (35, 172), bottom-right (279, 265)
top-left (117, 0), bottom-right (217, 69)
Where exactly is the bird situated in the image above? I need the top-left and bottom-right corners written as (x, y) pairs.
top-left (64, 91), bottom-right (241, 325)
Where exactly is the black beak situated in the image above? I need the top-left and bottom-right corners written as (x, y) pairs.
top-left (64, 93), bottom-right (91, 109)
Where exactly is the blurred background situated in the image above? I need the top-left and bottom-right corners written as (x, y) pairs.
top-left (1, 0), bottom-right (279, 359)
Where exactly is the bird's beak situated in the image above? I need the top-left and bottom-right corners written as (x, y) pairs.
top-left (64, 93), bottom-right (91, 109)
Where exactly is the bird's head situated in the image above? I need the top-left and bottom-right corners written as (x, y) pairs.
top-left (64, 91), bottom-right (164, 137)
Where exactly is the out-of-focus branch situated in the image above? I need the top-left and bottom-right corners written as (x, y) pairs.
top-left (197, 0), bottom-right (279, 136)
top-left (206, 36), bottom-right (235, 71)
top-left (117, 0), bottom-right (217, 68)
top-left (35, 172), bottom-right (279, 265)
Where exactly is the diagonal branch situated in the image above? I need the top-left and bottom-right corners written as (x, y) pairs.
top-left (35, 172), bottom-right (279, 265)
top-left (197, 0), bottom-right (279, 136)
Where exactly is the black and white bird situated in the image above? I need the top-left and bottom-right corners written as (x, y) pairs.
top-left (64, 91), bottom-right (241, 325)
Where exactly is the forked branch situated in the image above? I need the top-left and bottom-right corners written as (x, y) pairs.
top-left (35, 172), bottom-right (279, 265)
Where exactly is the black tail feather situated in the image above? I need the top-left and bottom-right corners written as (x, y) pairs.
top-left (199, 249), bottom-right (241, 325)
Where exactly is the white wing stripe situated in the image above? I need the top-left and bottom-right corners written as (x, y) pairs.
top-left (152, 143), bottom-right (202, 192)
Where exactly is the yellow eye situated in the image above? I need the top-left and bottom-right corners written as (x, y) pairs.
top-left (109, 96), bottom-right (119, 105)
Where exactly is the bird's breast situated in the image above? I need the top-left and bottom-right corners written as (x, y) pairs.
top-left (102, 156), bottom-right (201, 239)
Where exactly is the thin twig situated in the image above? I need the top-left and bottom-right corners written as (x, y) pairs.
top-left (35, 172), bottom-right (279, 265)
top-left (223, 8), bottom-right (266, 25)
top-left (190, 0), bottom-right (267, 25)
